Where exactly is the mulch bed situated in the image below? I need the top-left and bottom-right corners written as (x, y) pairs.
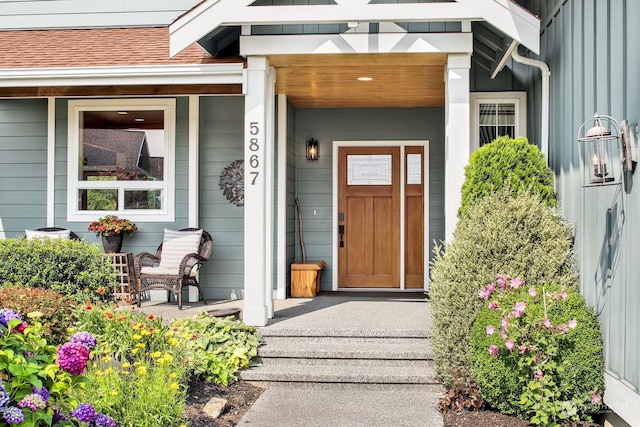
top-left (184, 378), bottom-right (264, 427)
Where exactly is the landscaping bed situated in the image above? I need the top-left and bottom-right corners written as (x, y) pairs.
top-left (443, 410), bottom-right (602, 427)
top-left (185, 379), bottom-right (264, 427)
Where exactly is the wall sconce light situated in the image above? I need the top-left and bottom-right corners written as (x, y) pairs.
top-left (306, 138), bottom-right (319, 161)
top-left (577, 113), bottom-right (636, 187)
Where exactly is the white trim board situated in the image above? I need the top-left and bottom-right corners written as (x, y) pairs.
top-left (0, 64), bottom-right (244, 88)
top-left (604, 372), bottom-right (640, 427)
top-left (332, 140), bottom-right (429, 292)
top-left (170, 0), bottom-right (539, 57)
top-left (241, 33), bottom-right (473, 56)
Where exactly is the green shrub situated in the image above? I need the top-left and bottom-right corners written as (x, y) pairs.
top-left (469, 282), bottom-right (604, 423)
top-left (429, 190), bottom-right (577, 388)
top-left (459, 136), bottom-right (555, 216)
top-left (0, 285), bottom-right (76, 344)
top-left (0, 237), bottom-right (116, 302)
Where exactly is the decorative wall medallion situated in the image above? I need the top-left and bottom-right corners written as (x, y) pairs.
top-left (219, 159), bottom-right (244, 207)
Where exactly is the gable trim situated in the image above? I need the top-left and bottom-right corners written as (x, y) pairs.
top-left (170, 0), bottom-right (539, 57)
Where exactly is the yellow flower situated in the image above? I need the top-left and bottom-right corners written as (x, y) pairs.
top-left (170, 383), bottom-right (179, 391)
top-left (169, 338), bottom-right (180, 346)
top-left (102, 356), bottom-right (112, 363)
top-left (131, 348), bottom-right (139, 354)
top-left (122, 362), bottom-right (131, 368)
top-left (137, 366), bottom-right (147, 376)
top-left (162, 354), bottom-right (173, 363)
top-left (136, 343), bottom-right (145, 348)
top-left (150, 351), bottom-right (162, 359)
top-left (110, 391), bottom-right (118, 397)
top-left (132, 334), bottom-right (142, 340)
top-left (169, 373), bottom-right (177, 379)
top-left (140, 329), bottom-right (151, 337)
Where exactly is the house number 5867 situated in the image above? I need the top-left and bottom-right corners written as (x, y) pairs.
top-left (248, 121), bottom-right (260, 185)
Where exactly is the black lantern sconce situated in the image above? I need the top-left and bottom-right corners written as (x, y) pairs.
top-left (306, 138), bottom-right (319, 161)
top-left (577, 113), bottom-right (636, 187)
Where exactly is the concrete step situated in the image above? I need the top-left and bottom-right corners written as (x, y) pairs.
top-left (239, 361), bottom-right (438, 384)
top-left (257, 336), bottom-right (432, 360)
top-left (257, 357), bottom-right (433, 368)
top-left (259, 327), bottom-right (430, 339)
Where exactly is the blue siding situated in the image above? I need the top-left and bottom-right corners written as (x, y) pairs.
top-left (521, 0), bottom-right (640, 397)
top-left (199, 96), bottom-right (245, 300)
top-left (0, 0), bottom-right (200, 29)
top-left (0, 99), bottom-right (48, 236)
top-left (295, 107), bottom-right (445, 290)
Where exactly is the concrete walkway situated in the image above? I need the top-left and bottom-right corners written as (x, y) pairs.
top-left (137, 292), bottom-right (444, 427)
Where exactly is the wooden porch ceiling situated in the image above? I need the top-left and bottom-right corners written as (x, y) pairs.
top-left (268, 53), bottom-right (448, 108)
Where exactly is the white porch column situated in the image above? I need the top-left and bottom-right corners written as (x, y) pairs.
top-left (264, 66), bottom-right (276, 318)
top-left (444, 53), bottom-right (471, 241)
top-left (243, 56), bottom-right (271, 326)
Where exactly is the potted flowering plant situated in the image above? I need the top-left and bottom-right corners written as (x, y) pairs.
top-left (88, 215), bottom-right (137, 253)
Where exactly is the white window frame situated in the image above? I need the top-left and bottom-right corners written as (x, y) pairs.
top-left (470, 92), bottom-right (526, 152)
top-left (67, 98), bottom-right (176, 223)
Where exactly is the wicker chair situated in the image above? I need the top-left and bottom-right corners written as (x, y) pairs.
top-left (32, 227), bottom-right (81, 240)
top-left (134, 228), bottom-right (213, 309)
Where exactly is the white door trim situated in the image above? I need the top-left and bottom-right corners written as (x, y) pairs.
top-left (332, 140), bottom-right (429, 292)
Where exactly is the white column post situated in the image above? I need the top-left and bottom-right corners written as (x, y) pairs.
top-left (47, 97), bottom-right (55, 227)
top-left (264, 66), bottom-right (276, 318)
top-left (276, 94), bottom-right (288, 300)
top-left (444, 53), bottom-right (471, 241)
top-left (243, 56), bottom-right (270, 326)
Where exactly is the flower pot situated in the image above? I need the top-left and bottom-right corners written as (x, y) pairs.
top-left (102, 233), bottom-right (124, 253)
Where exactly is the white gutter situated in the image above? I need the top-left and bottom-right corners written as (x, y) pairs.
top-left (0, 64), bottom-right (245, 88)
top-left (510, 42), bottom-right (551, 163)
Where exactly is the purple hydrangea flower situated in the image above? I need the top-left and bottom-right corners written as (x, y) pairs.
top-left (52, 407), bottom-right (68, 423)
top-left (0, 309), bottom-right (23, 328)
top-left (71, 403), bottom-right (96, 423)
top-left (57, 342), bottom-right (90, 375)
top-left (92, 413), bottom-right (117, 427)
top-left (32, 386), bottom-right (50, 403)
top-left (70, 331), bottom-right (97, 350)
top-left (0, 380), bottom-right (9, 410)
top-left (17, 393), bottom-right (46, 411)
top-left (2, 406), bottom-right (25, 424)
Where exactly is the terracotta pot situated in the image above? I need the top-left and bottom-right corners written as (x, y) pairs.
top-left (102, 233), bottom-right (124, 253)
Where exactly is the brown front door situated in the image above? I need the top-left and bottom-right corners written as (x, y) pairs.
top-left (338, 147), bottom-right (400, 288)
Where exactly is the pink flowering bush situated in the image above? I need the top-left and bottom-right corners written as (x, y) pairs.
top-left (469, 276), bottom-right (604, 425)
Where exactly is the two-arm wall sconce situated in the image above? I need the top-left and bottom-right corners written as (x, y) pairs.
top-left (577, 113), bottom-right (636, 187)
top-left (306, 138), bottom-right (319, 161)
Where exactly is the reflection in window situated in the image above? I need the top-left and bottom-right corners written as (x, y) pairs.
top-left (79, 110), bottom-right (165, 211)
top-left (479, 103), bottom-right (516, 146)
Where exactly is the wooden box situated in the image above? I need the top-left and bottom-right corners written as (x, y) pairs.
top-left (291, 261), bottom-right (327, 298)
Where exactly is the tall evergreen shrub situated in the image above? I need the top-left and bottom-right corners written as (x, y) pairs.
top-left (429, 190), bottom-right (577, 388)
top-left (459, 136), bottom-right (555, 216)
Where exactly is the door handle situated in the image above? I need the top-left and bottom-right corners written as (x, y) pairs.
top-left (338, 225), bottom-right (345, 248)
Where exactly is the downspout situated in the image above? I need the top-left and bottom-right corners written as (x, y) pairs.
top-left (510, 42), bottom-right (551, 163)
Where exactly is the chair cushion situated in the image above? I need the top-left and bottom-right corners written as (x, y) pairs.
top-left (25, 229), bottom-right (71, 240)
top-left (158, 228), bottom-right (203, 273)
top-left (141, 265), bottom-right (198, 278)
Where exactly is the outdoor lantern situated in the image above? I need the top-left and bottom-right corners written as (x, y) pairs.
top-left (306, 138), bottom-right (319, 160)
top-left (577, 114), bottom-right (625, 187)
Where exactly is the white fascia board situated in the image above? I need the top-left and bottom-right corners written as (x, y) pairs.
top-left (241, 32), bottom-right (473, 56)
top-left (171, 2), bottom-right (481, 57)
top-left (0, 64), bottom-right (244, 87)
top-left (456, 0), bottom-right (540, 54)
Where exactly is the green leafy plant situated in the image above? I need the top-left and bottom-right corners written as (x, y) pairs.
top-left (0, 286), bottom-right (76, 345)
top-left (0, 238), bottom-right (116, 303)
top-left (88, 215), bottom-right (137, 237)
top-left (429, 189), bottom-right (577, 389)
top-left (0, 309), bottom-right (116, 426)
top-left (169, 313), bottom-right (262, 386)
top-left (469, 277), bottom-right (604, 425)
top-left (459, 136), bottom-right (555, 217)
